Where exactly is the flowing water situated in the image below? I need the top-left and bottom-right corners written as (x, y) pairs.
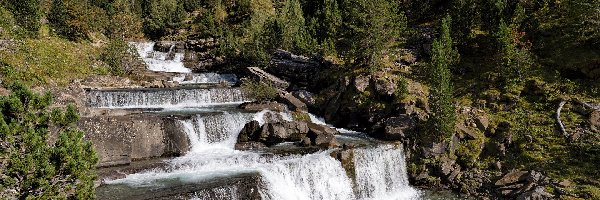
top-left (96, 41), bottom-right (437, 200)
top-left (86, 88), bottom-right (251, 109)
top-left (131, 42), bottom-right (191, 73)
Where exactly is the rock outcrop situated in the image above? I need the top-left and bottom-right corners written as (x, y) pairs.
top-left (495, 170), bottom-right (554, 199)
top-left (77, 114), bottom-right (190, 167)
top-left (237, 120), bottom-right (338, 148)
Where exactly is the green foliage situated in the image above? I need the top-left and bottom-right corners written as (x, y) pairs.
top-left (48, 0), bottom-right (109, 40)
top-left (100, 38), bottom-right (138, 76)
top-left (0, 82), bottom-right (98, 199)
top-left (494, 19), bottom-right (533, 89)
top-left (0, 37), bottom-right (102, 86)
top-left (0, 5), bottom-right (16, 39)
top-left (241, 79), bottom-right (279, 102)
top-left (142, 0), bottom-right (186, 39)
top-left (302, 0), bottom-right (342, 55)
top-left (339, 0), bottom-right (406, 70)
top-left (427, 16), bottom-right (458, 142)
top-left (4, 0), bottom-right (41, 37)
top-left (274, 0), bottom-right (316, 54)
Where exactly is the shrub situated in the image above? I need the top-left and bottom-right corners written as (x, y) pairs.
top-left (241, 79), bottom-right (279, 102)
top-left (5, 0), bottom-right (41, 37)
top-left (100, 39), bottom-right (138, 76)
top-left (0, 82), bottom-right (98, 199)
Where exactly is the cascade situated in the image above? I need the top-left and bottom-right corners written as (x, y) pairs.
top-left (173, 73), bottom-right (239, 85)
top-left (131, 42), bottom-right (191, 73)
top-left (353, 144), bottom-right (420, 200)
top-left (97, 41), bottom-right (423, 200)
top-left (86, 88), bottom-right (250, 108)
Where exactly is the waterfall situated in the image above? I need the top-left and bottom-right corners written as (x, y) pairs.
top-left (173, 73), bottom-right (239, 85)
top-left (130, 42), bottom-right (191, 73)
top-left (86, 88), bottom-right (251, 108)
top-left (353, 144), bottom-right (420, 200)
top-left (178, 112), bottom-right (256, 152)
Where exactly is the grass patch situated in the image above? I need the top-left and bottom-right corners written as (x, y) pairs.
top-left (0, 37), bottom-right (106, 86)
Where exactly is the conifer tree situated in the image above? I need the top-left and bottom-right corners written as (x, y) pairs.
top-left (428, 16), bottom-right (458, 142)
top-left (0, 82), bottom-right (98, 199)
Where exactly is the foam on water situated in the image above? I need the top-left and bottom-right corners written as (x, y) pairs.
top-left (353, 144), bottom-right (421, 200)
top-left (131, 42), bottom-right (191, 73)
top-left (173, 73), bottom-right (239, 85)
top-left (86, 88), bottom-right (251, 109)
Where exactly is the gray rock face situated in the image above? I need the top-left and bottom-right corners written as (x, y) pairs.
top-left (495, 171), bottom-right (554, 199)
top-left (237, 120), bottom-right (338, 148)
top-left (307, 122), bottom-right (339, 148)
top-left (279, 92), bottom-right (307, 111)
top-left (382, 115), bottom-right (416, 140)
top-left (239, 102), bottom-right (288, 112)
top-left (78, 114), bottom-right (189, 167)
top-left (268, 49), bottom-right (322, 87)
top-left (292, 90), bottom-right (316, 108)
top-left (259, 121), bottom-right (309, 145)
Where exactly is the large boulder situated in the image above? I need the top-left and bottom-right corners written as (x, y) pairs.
top-left (267, 49), bottom-right (323, 87)
top-left (238, 120), bottom-right (262, 143)
top-left (307, 123), bottom-right (339, 148)
top-left (292, 90), bottom-right (316, 108)
top-left (278, 92), bottom-right (307, 111)
top-left (258, 121), bottom-right (309, 145)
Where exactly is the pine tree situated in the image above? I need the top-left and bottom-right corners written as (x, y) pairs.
top-left (339, 0), bottom-right (405, 69)
top-left (0, 82), bottom-right (98, 199)
top-left (428, 16), bottom-right (458, 142)
top-left (495, 19), bottom-right (532, 88)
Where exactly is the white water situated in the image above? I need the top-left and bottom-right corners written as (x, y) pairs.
top-left (173, 73), bottom-right (239, 85)
top-left (131, 42), bottom-right (191, 73)
top-left (105, 110), bottom-right (419, 200)
top-left (354, 144), bottom-right (420, 200)
top-left (86, 88), bottom-right (251, 108)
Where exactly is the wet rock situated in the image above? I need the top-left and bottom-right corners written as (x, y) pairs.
top-left (354, 75), bottom-right (371, 92)
top-left (235, 141), bottom-right (267, 150)
top-left (77, 114), bottom-right (189, 167)
top-left (238, 120), bottom-right (261, 142)
top-left (307, 122), bottom-right (338, 148)
top-left (239, 102), bottom-right (287, 112)
top-left (259, 121), bottom-right (309, 145)
top-left (154, 41), bottom-right (185, 53)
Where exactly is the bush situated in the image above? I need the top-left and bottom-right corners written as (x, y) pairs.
top-left (0, 82), bottom-right (98, 199)
top-left (241, 79), bottom-right (279, 102)
top-left (5, 0), bottom-right (41, 37)
top-left (48, 0), bottom-right (109, 40)
top-left (100, 39), bottom-right (138, 76)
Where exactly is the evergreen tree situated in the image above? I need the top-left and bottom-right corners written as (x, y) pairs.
top-left (0, 82), bottom-right (98, 199)
top-left (495, 19), bottom-right (532, 88)
top-left (276, 0), bottom-right (315, 54)
top-left (6, 0), bottom-right (41, 37)
top-left (427, 16), bottom-right (458, 142)
top-left (339, 0), bottom-right (406, 69)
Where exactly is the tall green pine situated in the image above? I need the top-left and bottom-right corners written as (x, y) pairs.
top-left (428, 16), bottom-right (458, 142)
